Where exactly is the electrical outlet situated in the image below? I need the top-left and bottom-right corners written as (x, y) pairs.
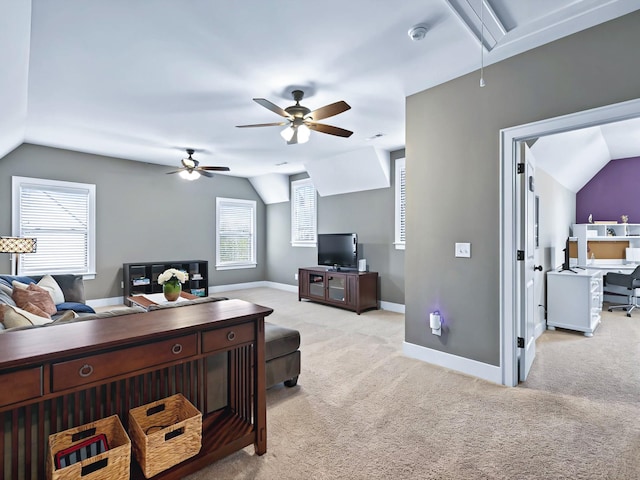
top-left (120, 281), bottom-right (124, 289)
top-left (294, 273), bottom-right (298, 281)
top-left (455, 242), bottom-right (471, 258)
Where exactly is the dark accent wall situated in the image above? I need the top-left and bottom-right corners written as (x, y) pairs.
top-left (266, 150), bottom-right (405, 305)
top-left (0, 144), bottom-right (266, 300)
top-left (576, 156), bottom-right (640, 224)
top-left (405, 11), bottom-right (640, 366)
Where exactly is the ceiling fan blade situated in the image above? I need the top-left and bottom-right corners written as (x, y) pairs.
top-left (306, 101), bottom-right (351, 121)
top-left (307, 122), bottom-right (353, 138)
top-left (253, 98), bottom-right (291, 118)
top-left (199, 166), bottom-right (230, 171)
top-left (166, 170), bottom-right (183, 174)
top-left (199, 170), bottom-right (214, 178)
top-left (236, 121), bottom-right (288, 128)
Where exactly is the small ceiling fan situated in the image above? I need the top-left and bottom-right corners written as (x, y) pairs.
top-left (167, 149), bottom-right (230, 180)
top-left (236, 89), bottom-right (353, 145)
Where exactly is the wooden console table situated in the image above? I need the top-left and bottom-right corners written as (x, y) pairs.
top-left (0, 299), bottom-right (272, 479)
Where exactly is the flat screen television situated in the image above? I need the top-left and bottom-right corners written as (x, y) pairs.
top-left (317, 233), bottom-right (358, 270)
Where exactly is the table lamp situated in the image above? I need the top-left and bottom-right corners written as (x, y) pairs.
top-left (0, 236), bottom-right (37, 275)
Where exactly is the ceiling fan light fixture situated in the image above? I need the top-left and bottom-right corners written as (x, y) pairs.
top-left (280, 125), bottom-right (295, 142)
top-left (297, 124), bottom-right (311, 144)
top-left (179, 169), bottom-right (200, 181)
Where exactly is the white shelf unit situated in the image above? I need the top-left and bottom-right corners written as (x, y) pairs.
top-left (546, 269), bottom-right (603, 337)
top-left (572, 223), bottom-right (640, 265)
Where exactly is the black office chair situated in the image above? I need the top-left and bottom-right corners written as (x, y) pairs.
top-left (604, 265), bottom-right (640, 317)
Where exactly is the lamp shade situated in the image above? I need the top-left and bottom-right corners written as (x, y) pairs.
top-left (0, 236), bottom-right (37, 253)
top-left (179, 170), bottom-right (200, 181)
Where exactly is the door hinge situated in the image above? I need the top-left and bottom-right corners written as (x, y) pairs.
top-left (517, 163), bottom-right (525, 174)
top-left (517, 250), bottom-right (524, 261)
top-left (517, 337), bottom-right (525, 348)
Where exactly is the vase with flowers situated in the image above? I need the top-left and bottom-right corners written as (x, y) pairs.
top-left (158, 268), bottom-right (187, 301)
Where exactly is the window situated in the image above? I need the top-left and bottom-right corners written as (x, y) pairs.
top-left (12, 176), bottom-right (96, 276)
top-left (291, 178), bottom-right (317, 247)
top-left (394, 158), bottom-right (406, 250)
top-left (216, 197), bottom-right (257, 270)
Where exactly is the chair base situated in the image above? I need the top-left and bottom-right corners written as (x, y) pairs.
top-left (608, 302), bottom-right (639, 317)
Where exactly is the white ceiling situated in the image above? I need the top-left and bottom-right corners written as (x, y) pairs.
top-left (1, 0), bottom-right (639, 184)
top-left (532, 116), bottom-right (640, 192)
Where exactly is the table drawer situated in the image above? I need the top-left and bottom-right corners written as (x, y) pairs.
top-left (202, 323), bottom-right (254, 353)
top-left (0, 367), bottom-right (42, 407)
top-left (52, 334), bottom-right (197, 392)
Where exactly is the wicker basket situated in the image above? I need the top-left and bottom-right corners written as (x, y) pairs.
top-left (128, 393), bottom-right (202, 478)
top-left (47, 415), bottom-right (131, 480)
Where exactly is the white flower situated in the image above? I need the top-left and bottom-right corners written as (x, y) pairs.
top-left (158, 268), bottom-right (187, 285)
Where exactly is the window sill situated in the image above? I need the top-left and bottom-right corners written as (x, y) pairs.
top-left (215, 263), bottom-right (257, 271)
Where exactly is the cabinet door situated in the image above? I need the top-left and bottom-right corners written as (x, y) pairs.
top-left (308, 272), bottom-right (326, 299)
top-left (327, 273), bottom-right (347, 303)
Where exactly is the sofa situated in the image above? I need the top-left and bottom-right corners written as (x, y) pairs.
top-left (0, 273), bottom-right (300, 388)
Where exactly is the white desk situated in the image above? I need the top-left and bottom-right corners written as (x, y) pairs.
top-left (546, 269), bottom-right (603, 337)
top-left (578, 262), bottom-right (639, 273)
top-left (577, 263), bottom-right (640, 304)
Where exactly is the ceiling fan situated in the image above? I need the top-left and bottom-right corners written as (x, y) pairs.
top-left (236, 89), bottom-right (353, 145)
top-left (167, 149), bottom-right (230, 180)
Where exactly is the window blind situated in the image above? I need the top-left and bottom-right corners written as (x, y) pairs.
top-left (291, 179), bottom-right (316, 246)
top-left (216, 198), bottom-right (256, 268)
top-left (17, 182), bottom-right (93, 275)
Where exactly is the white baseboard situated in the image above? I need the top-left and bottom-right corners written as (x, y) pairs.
top-left (89, 281), bottom-right (405, 312)
top-left (402, 341), bottom-right (502, 385)
top-left (86, 296), bottom-right (125, 308)
top-left (380, 301), bottom-right (405, 313)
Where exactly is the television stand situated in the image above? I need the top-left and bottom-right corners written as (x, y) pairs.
top-left (298, 267), bottom-right (379, 314)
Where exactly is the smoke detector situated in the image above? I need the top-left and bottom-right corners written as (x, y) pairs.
top-left (408, 24), bottom-right (428, 42)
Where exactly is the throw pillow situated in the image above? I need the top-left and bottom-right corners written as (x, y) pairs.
top-left (22, 302), bottom-right (51, 319)
top-left (0, 290), bottom-right (17, 323)
top-left (12, 283), bottom-right (57, 316)
top-left (1, 304), bottom-right (54, 328)
top-left (50, 310), bottom-right (78, 324)
top-left (37, 275), bottom-right (66, 305)
top-left (11, 279), bottom-right (33, 290)
top-left (0, 281), bottom-right (13, 296)
top-left (56, 302), bottom-right (96, 314)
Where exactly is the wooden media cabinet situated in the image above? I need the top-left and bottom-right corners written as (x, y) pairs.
top-left (298, 267), bottom-right (379, 314)
top-left (0, 299), bottom-right (272, 479)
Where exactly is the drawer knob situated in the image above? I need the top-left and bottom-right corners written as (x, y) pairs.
top-left (78, 364), bottom-right (94, 378)
top-left (171, 343), bottom-right (183, 355)
top-left (227, 331), bottom-right (236, 341)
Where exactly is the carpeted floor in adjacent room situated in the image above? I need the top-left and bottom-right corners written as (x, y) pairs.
top-left (186, 287), bottom-right (640, 480)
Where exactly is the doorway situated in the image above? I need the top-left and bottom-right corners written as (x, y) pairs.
top-left (500, 97), bottom-right (640, 387)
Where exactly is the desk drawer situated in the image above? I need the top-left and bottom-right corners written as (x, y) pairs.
top-left (52, 334), bottom-right (197, 392)
top-left (202, 323), bottom-right (254, 353)
top-left (0, 367), bottom-right (42, 407)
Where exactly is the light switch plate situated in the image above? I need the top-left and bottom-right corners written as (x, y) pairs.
top-left (455, 242), bottom-right (471, 258)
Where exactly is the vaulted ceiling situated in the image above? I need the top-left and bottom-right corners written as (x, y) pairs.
top-left (1, 1), bottom-right (638, 193)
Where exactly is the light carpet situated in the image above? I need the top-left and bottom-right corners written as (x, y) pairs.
top-left (186, 288), bottom-right (640, 480)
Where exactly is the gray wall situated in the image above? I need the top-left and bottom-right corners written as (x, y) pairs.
top-left (405, 11), bottom-right (640, 365)
top-left (0, 144), bottom-right (266, 300)
top-left (266, 150), bottom-right (405, 305)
